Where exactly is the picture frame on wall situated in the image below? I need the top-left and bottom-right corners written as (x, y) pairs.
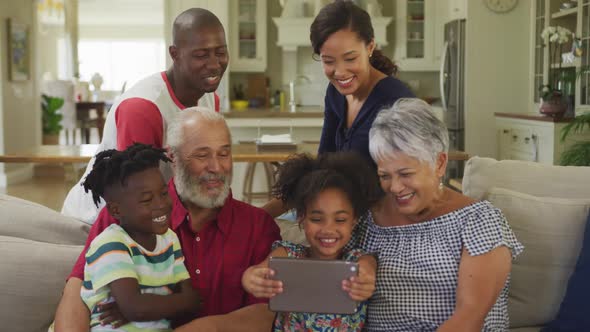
top-left (6, 18), bottom-right (30, 81)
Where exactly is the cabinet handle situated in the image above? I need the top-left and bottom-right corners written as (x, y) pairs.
top-left (525, 137), bottom-right (530, 143)
top-left (532, 134), bottom-right (538, 140)
top-left (503, 129), bottom-right (509, 134)
top-left (512, 135), bottom-right (518, 140)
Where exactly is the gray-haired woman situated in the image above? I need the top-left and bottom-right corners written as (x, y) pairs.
top-left (352, 98), bottom-right (524, 331)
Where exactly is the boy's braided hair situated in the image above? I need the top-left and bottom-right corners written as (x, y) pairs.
top-left (82, 143), bottom-right (171, 207)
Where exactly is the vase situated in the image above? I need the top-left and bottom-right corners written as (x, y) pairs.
top-left (42, 134), bottom-right (59, 145)
top-left (539, 94), bottom-right (567, 119)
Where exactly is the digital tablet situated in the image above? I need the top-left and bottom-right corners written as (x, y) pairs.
top-left (268, 257), bottom-right (359, 314)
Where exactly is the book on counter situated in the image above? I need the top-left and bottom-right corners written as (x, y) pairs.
top-left (256, 134), bottom-right (297, 152)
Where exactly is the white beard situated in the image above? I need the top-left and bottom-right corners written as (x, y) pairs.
top-left (174, 161), bottom-right (231, 209)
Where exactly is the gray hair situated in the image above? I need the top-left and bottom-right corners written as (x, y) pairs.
top-left (166, 106), bottom-right (228, 152)
top-left (369, 98), bottom-right (449, 168)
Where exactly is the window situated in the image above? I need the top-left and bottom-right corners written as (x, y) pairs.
top-left (77, 39), bottom-right (166, 91)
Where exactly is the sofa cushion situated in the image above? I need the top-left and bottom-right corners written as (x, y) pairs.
top-left (0, 235), bottom-right (83, 332)
top-left (463, 157), bottom-right (590, 201)
top-left (485, 187), bottom-right (590, 328)
top-left (0, 194), bottom-right (89, 245)
top-left (542, 211), bottom-right (590, 331)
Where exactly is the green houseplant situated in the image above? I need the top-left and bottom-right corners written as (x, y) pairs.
top-left (560, 112), bottom-right (590, 166)
top-left (41, 94), bottom-right (64, 144)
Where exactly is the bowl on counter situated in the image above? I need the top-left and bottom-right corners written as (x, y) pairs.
top-left (231, 100), bottom-right (249, 111)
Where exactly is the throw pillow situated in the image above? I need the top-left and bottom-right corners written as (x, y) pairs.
top-left (542, 211), bottom-right (590, 332)
top-left (0, 236), bottom-right (83, 332)
top-left (485, 187), bottom-right (590, 328)
top-left (0, 194), bottom-right (89, 245)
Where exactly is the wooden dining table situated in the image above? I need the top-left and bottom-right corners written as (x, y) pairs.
top-left (0, 143), bottom-right (470, 164)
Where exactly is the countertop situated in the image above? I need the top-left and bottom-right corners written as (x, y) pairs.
top-left (495, 112), bottom-right (575, 123)
top-left (223, 106), bottom-right (323, 118)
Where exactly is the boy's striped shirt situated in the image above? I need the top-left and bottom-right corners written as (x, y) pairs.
top-left (81, 224), bottom-right (189, 331)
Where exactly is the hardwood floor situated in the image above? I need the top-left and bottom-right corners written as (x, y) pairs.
top-left (2, 172), bottom-right (73, 212)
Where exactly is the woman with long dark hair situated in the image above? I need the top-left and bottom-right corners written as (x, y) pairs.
top-left (311, 1), bottom-right (414, 162)
top-left (264, 1), bottom-right (414, 218)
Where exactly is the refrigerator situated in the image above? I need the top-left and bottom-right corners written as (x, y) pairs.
top-left (440, 19), bottom-right (466, 178)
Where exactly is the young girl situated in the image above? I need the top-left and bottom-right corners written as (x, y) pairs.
top-left (80, 143), bottom-right (200, 331)
top-left (242, 152), bottom-right (382, 332)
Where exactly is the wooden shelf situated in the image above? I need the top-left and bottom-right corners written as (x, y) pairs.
top-left (549, 59), bottom-right (579, 69)
top-left (551, 8), bottom-right (577, 19)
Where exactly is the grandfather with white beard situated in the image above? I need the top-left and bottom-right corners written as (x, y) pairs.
top-left (54, 107), bottom-right (281, 331)
top-left (167, 108), bottom-right (232, 210)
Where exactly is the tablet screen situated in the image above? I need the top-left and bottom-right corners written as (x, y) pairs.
top-left (268, 257), bottom-right (359, 314)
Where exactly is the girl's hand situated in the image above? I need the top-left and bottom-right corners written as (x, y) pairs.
top-left (342, 255), bottom-right (377, 301)
top-left (241, 265), bottom-right (283, 299)
top-left (97, 301), bottom-right (128, 328)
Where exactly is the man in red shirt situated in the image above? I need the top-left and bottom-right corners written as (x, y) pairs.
top-left (62, 7), bottom-right (228, 224)
top-left (54, 107), bottom-right (281, 331)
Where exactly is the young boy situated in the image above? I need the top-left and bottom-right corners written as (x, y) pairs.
top-left (80, 143), bottom-right (199, 331)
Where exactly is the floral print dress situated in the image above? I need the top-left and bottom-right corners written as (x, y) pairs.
top-left (271, 240), bottom-right (367, 332)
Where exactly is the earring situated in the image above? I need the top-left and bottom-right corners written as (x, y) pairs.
top-left (439, 180), bottom-right (444, 191)
top-left (369, 53), bottom-right (373, 58)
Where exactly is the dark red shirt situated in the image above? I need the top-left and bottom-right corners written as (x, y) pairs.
top-left (70, 179), bottom-right (281, 318)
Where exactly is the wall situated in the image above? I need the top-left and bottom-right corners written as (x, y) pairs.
top-left (38, 25), bottom-right (64, 80)
top-left (0, 0), bottom-right (39, 185)
top-left (464, 1), bottom-right (530, 159)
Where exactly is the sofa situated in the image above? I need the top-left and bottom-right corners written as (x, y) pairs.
top-left (1, 157), bottom-right (588, 332)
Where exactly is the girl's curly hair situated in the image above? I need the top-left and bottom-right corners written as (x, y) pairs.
top-left (272, 152), bottom-right (382, 219)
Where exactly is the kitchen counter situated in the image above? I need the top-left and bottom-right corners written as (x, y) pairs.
top-left (495, 112), bottom-right (575, 123)
top-left (224, 106), bottom-right (324, 129)
top-left (223, 106), bottom-right (323, 118)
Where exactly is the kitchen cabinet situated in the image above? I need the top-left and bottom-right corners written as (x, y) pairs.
top-left (529, 0), bottom-right (590, 112)
top-left (229, 0), bottom-right (267, 72)
top-left (448, 0), bottom-right (467, 20)
top-left (394, 0), bottom-right (446, 71)
top-left (495, 113), bottom-right (590, 165)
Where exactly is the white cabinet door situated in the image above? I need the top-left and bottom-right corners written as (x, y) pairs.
top-left (495, 117), bottom-right (573, 165)
top-left (448, 0), bottom-right (467, 21)
top-left (229, 0), bottom-right (267, 72)
top-left (395, 0), bottom-right (442, 71)
top-left (497, 126), bottom-right (513, 160)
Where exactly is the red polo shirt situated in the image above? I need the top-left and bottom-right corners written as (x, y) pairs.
top-left (69, 179), bottom-right (281, 318)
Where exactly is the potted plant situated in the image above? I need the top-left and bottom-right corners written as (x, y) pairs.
top-left (560, 112), bottom-right (590, 166)
top-left (41, 94), bottom-right (64, 145)
top-left (539, 26), bottom-right (573, 119)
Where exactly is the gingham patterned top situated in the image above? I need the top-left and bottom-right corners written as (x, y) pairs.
top-left (349, 200), bottom-right (524, 332)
